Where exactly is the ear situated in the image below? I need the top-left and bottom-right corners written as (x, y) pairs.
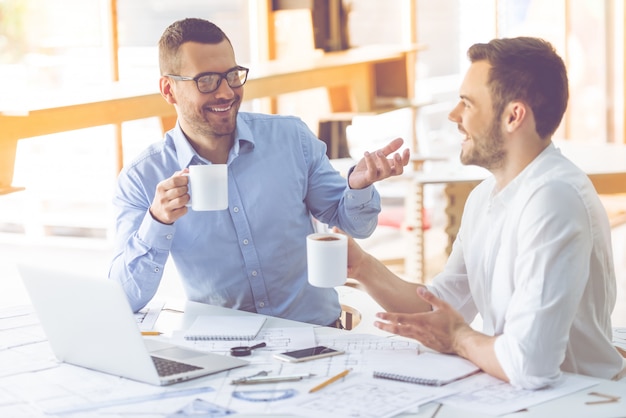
top-left (503, 101), bottom-right (526, 133)
top-left (159, 76), bottom-right (176, 104)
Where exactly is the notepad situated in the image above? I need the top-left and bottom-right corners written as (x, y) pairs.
top-left (184, 315), bottom-right (267, 341)
top-left (373, 351), bottom-right (480, 386)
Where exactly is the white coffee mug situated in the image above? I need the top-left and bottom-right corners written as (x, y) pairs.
top-left (183, 164), bottom-right (228, 211)
top-left (306, 233), bottom-right (347, 288)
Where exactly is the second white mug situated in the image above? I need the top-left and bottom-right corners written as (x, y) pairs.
top-left (306, 233), bottom-right (347, 288)
top-left (184, 164), bottom-right (228, 211)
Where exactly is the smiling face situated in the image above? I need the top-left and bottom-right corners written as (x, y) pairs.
top-left (448, 60), bottom-right (506, 170)
top-left (166, 40), bottom-right (243, 143)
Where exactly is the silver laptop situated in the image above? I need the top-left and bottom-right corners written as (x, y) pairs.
top-left (19, 265), bottom-right (249, 386)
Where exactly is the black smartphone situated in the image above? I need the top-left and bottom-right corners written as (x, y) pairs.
top-left (273, 345), bottom-right (344, 363)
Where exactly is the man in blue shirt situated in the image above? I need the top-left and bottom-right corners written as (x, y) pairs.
top-left (109, 18), bottom-right (410, 326)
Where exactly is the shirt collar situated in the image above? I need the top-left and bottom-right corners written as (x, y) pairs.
top-left (171, 115), bottom-right (256, 168)
top-left (491, 142), bottom-right (557, 208)
top-left (233, 115), bottom-right (256, 157)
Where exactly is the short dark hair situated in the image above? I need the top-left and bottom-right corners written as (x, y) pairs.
top-left (467, 37), bottom-right (569, 139)
top-left (158, 18), bottom-right (232, 75)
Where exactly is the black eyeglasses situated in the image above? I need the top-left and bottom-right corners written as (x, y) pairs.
top-left (166, 66), bottom-right (249, 93)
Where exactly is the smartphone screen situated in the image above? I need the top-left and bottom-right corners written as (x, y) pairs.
top-left (273, 345), bottom-right (344, 363)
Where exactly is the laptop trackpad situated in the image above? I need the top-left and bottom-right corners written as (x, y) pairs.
top-left (153, 346), bottom-right (203, 360)
top-left (144, 340), bottom-right (203, 359)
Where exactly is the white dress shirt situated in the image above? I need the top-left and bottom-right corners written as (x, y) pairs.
top-left (429, 143), bottom-right (626, 389)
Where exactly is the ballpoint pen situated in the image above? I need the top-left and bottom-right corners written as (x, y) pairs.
top-left (308, 368), bottom-right (351, 393)
top-left (141, 331), bottom-right (162, 336)
top-left (231, 373), bottom-right (316, 385)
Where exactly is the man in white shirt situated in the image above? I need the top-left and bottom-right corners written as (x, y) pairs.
top-left (346, 37), bottom-right (626, 389)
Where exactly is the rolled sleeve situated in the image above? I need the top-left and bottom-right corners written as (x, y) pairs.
top-left (494, 334), bottom-right (561, 389)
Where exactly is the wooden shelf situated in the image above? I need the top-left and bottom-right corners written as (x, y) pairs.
top-left (0, 44), bottom-right (421, 192)
top-left (0, 186), bottom-right (25, 196)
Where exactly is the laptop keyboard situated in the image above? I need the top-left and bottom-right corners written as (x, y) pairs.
top-left (151, 356), bottom-right (202, 377)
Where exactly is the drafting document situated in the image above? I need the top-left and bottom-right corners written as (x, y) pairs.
top-left (317, 332), bottom-right (422, 352)
top-left (275, 374), bottom-right (456, 418)
top-left (0, 305), bottom-right (58, 377)
top-left (0, 362), bottom-right (218, 416)
top-left (440, 372), bottom-right (599, 416)
top-left (0, 305), bottom-right (46, 351)
top-left (134, 300), bottom-right (164, 331)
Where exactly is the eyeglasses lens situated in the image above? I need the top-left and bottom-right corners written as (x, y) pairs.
top-left (197, 69), bottom-right (248, 93)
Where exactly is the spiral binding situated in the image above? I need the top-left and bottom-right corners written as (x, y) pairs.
top-left (373, 371), bottom-right (441, 386)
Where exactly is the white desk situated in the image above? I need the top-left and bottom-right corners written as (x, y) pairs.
top-left (3, 301), bottom-right (624, 417)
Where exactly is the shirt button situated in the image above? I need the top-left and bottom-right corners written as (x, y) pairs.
top-left (243, 239), bottom-right (249, 245)
top-left (251, 270), bottom-right (258, 277)
top-left (258, 302), bottom-right (265, 308)
top-left (154, 267), bottom-right (160, 273)
top-left (233, 207), bottom-right (239, 213)
top-left (166, 234), bottom-right (173, 240)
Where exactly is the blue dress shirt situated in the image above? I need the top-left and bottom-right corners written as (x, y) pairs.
top-left (109, 112), bottom-right (381, 326)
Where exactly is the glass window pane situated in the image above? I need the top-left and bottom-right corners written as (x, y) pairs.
top-left (1, 0), bottom-right (106, 91)
top-left (567, 0), bottom-right (608, 143)
top-left (347, 0), bottom-right (406, 46)
top-left (496, 0), bottom-right (613, 143)
top-left (116, 1), bottom-right (251, 81)
top-left (497, 0), bottom-right (568, 140)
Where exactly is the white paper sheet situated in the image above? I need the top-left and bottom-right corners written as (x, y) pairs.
top-left (274, 375), bottom-right (455, 418)
top-left (440, 372), bottom-right (600, 416)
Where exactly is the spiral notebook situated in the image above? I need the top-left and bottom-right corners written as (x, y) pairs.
top-left (373, 351), bottom-right (480, 386)
top-left (184, 315), bottom-right (266, 341)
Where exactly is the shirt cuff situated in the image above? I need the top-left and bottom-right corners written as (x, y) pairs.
top-left (137, 211), bottom-right (177, 250)
top-left (345, 164), bottom-right (378, 206)
top-left (345, 185), bottom-right (375, 207)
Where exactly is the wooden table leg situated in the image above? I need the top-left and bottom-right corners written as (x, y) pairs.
top-left (0, 139), bottom-right (24, 195)
top-left (443, 181), bottom-right (480, 254)
top-left (404, 180), bottom-right (480, 283)
top-left (404, 179), bottom-right (425, 282)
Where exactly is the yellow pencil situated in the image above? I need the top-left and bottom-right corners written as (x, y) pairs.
top-left (141, 331), bottom-right (162, 336)
top-left (308, 369), bottom-right (351, 393)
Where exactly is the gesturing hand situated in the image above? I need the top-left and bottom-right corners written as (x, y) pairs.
top-left (348, 137), bottom-right (411, 189)
top-left (374, 287), bottom-right (472, 355)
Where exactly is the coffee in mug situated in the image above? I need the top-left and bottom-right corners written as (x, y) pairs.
top-left (315, 236), bottom-right (340, 241)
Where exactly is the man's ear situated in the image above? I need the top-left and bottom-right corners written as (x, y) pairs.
top-left (159, 76), bottom-right (176, 104)
top-left (503, 101), bottom-right (526, 133)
